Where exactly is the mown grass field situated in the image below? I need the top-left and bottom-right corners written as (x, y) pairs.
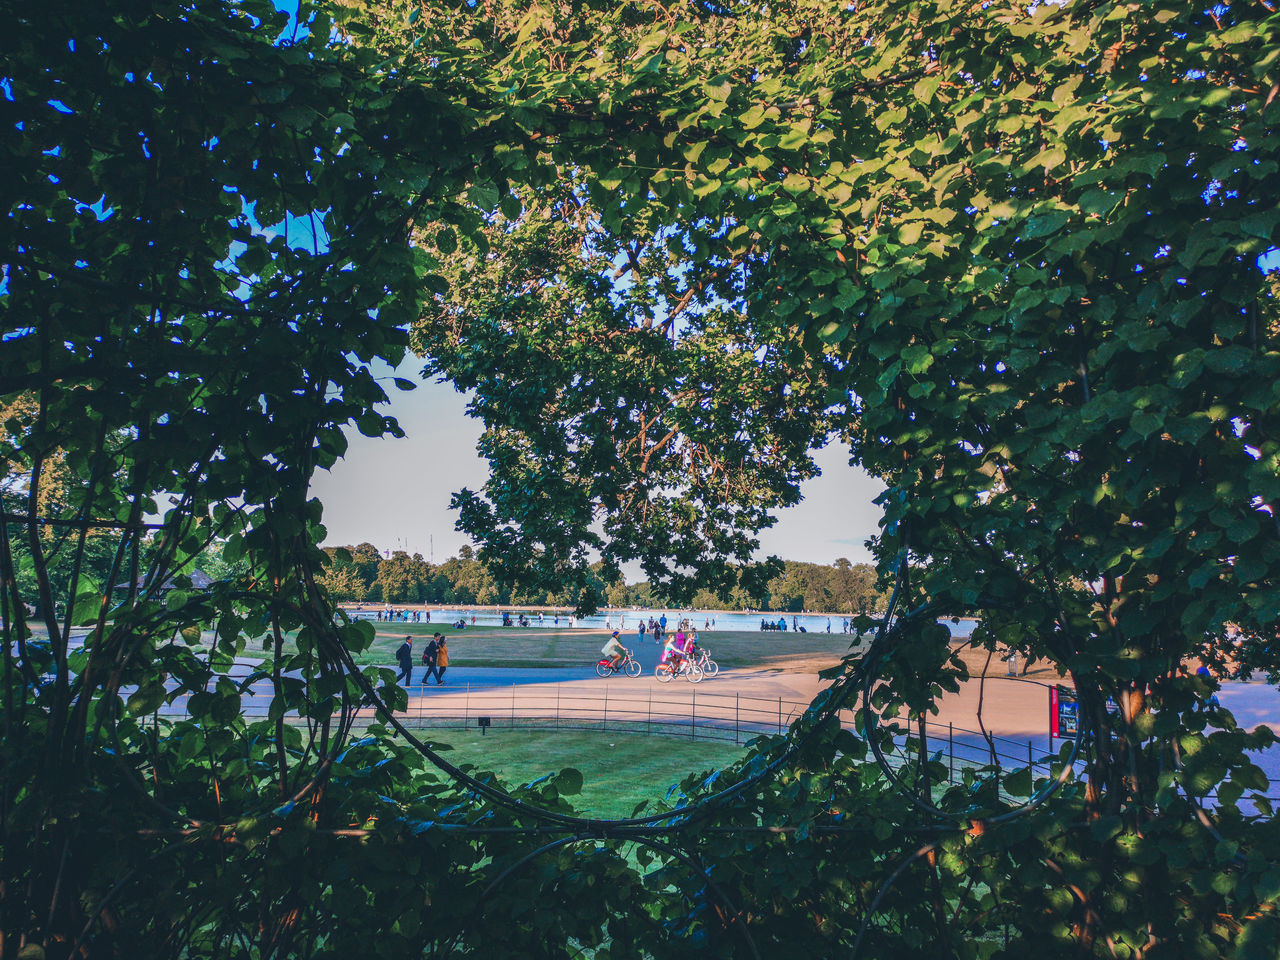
top-left (416, 729), bottom-right (749, 819)
top-left (356, 622), bottom-right (865, 671)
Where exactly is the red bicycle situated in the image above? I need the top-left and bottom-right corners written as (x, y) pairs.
top-left (595, 649), bottom-right (642, 678)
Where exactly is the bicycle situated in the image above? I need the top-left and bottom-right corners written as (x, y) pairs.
top-left (691, 646), bottom-right (718, 678)
top-left (596, 648), bottom-right (642, 678)
top-left (654, 654), bottom-right (703, 683)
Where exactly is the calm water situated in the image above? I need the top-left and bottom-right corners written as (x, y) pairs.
top-left (351, 606), bottom-right (977, 637)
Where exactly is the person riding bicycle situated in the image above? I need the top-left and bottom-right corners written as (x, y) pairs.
top-left (601, 630), bottom-right (627, 670)
top-left (662, 629), bottom-right (690, 671)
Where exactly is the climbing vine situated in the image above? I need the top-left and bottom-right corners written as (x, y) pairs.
top-left (3, 0), bottom-right (1280, 957)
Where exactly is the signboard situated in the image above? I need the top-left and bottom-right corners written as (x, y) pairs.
top-left (1050, 685), bottom-right (1078, 739)
top-left (1051, 686), bottom-right (1120, 738)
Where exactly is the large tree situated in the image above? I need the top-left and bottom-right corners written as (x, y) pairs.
top-left (402, 0), bottom-right (1280, 952)
top-left (4, 0), bottom-right (1280, 957)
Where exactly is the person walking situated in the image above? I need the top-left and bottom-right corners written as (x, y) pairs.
top-left (434, 637), bottom-right (449, 684)
top-left (421, 632), bottom-right (441, 684)
top-left (395, 635), bottom-right (414, 686)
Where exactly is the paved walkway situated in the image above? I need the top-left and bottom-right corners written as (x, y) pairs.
top-left (399, 665), bottom-right (1280, 794)
top-left (177, 652), bottom-right (1280, 794)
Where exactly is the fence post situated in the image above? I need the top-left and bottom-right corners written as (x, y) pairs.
top-left (604, 685), bottom-right (608, 732)
top-left (647, 686), bottom-right (652, 735)
top-left (556, 685), bottom-right (560, 731)
top-left (691, 689), bottom-right (696, 741)
top-left (778, 697), bottom-right (783, 735)
top-left (464, 683), bottom-right (470, 731)
top-left (511, 682), bottom-right (516, 729)
top-left (735, 693), bottom-right (740, 745)
top-left (1028, 739), bottom-right (1033, 781)
top-left (949, 722), bottom-right (954, 782)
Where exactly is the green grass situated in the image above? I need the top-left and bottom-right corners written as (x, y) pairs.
top-left (412, 729), bottom-right (748, 819)
top-left (208, 621), bottom-right (865, 676)
top-left (355, 624), bottom-right (864, 671)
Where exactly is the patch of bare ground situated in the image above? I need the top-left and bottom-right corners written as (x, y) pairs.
top-left (759, 641), bottom-right (1066, 682)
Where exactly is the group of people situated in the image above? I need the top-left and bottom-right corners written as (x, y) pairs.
top-left (637, 615), bottom-right (671, 643)
top-left (600, 619), bottom-right (703, 671)
top-left (760, 616), bottom-right (807, 632)
top-left (660, 621), bottom-right (702, 670)
top-left (377, 607), bottom-right (428, 623)
top-left (394, 633), bottom-right (450, 686)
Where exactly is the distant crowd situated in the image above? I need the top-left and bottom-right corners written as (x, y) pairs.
top-left (373, 605), bottom-right (426, 622)
top-left (760, 616), bottom-right (856, 633)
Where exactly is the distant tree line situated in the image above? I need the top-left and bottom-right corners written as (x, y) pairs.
top-left (320, 543), bottom-right (889, 614)
top-left (318, 543), bottom-right (600, 607)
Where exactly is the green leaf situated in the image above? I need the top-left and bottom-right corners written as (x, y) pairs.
top-left (692, 177), bottom-right (721, 199)
top-left (467, 181), bottom-right (499, 209)
top-left (1004, 766), bottom-right (1032, 797)
top-left (70, 590), bottom-right (102, 627)
top-left (1023, 210), bottom-right (1069, 239)
top-left (818, 320), bottom-right (851, 344)
top-left (554, 767), bottom-right (584, 796)
top-left (683, 141), bottom-right (707, 163)
top-left (356, 413), bottom-right (385, 437)
top-left (498, 193), bottom-right (522, 220)
top-left (913, 75), bottom-right (941, 103)
top-left (782, 173), bottom-right (809, 194)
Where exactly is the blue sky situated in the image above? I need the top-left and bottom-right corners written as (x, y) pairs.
top-left (308, 361), bottom-right (886, 567)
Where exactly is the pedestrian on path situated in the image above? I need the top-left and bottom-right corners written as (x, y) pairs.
top-left (435, 637), bottom-right (449, 684)
top-left (422, 633), bottom-right (441, 684)
top-left (395, 636), bottom-right (413, 686)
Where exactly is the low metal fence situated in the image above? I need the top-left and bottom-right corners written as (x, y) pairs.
top-left (161, 682), bottom-right (1069, 790)
top-left (390, 684), bottom-right (809, 745)
top-left (156, 681), bottom-right (1279, 806)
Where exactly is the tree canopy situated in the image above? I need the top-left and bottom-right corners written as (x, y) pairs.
top-left (4, 0), bottom-right (1280, 956)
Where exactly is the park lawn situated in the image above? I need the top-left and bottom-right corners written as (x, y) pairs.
top-left (360, 625), bottom-right (864, 672)
top-left (361, 622), bottom-right (598, 667)
top-left (415, 729), bottom-right (747, 820)
top-left (211, 622), bottom-right (865, 675)
top-left (687, 630), bottom-right (863, 670)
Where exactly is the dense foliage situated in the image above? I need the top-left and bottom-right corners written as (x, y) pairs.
top-left (3, 0), bottom-right (1280, 958)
